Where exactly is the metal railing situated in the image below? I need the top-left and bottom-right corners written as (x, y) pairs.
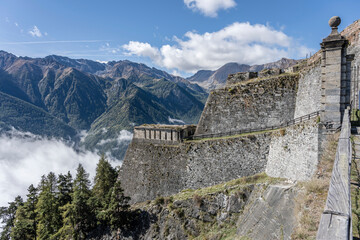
top-left (316, 108), bottom-right (352, 239)
top-left (185, 111), bottom-right (322, 140)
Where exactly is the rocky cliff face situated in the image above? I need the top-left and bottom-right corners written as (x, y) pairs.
top-left (92, 174), bottom-right (297, 240)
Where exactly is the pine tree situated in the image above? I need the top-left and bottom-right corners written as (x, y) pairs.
top-left (10, 206), bottom-right (30, 240)
top-left (72, 164), bottom-right (94, 239)
top-left (107, 180), bottom-right (130, 230)
top-left (11, 184), bottom-right (38, 240)
top-left (52, 203), bottom-right (75, 240)
top-left (91, 155), bottom-right (117, 224)
top-left (0, 196), bottom-right (23, 240)
top-left (57, 171), bottom-right (73, 207)
top-left (35, 173), bottom-right (62, 240)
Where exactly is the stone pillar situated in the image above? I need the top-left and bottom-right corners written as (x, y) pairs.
top-left (320, 16), bottom-right (348, 128)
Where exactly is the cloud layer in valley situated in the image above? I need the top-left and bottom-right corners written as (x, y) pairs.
top-left (123, 22), bottom-right (311, 74)
top-left (184, 0), bottom-right (236, 17)
top-left (0, 129), bottom-right (104, 207)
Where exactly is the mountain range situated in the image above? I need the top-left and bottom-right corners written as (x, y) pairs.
top-left (187, 58), bottom-right (298, 89)
top-left (0, 50), bottom-right (297, 160)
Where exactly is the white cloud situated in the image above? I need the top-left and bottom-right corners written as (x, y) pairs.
top-left (97, 130), bottom-right (133, 146)
top-left (14, 22), bottom-right (19, 27)
top-left (184, 0), bottom-right (236, 17)
top-left (123, 41), bottom-right (161, 62)
top-left (0, 129), bottom-right (104, 207)
top-left (28, 26), bottom-right (43, 37)
top-left (168, 116), bottom-right (185, 125)
top-left (123, 22), bottom-right (310, 73)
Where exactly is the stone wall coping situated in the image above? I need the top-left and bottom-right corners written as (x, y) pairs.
top-left (134, 124), bottom-right (196, 131)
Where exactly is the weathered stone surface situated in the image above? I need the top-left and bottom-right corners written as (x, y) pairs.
top-left (119, 140), bottom-right (187, 203)
top-left (195, 74), bottom-right (299, 135)
top-left (226, 72), bottom-right (257, 86)
top-left (266, 119), bottom-right (319, 181)
top-left (120, 133), bottom-right (272, 203)
top-left (294, 66), bottom-right (321, 118)
top-left (236, 184), bottom-right (297, 240)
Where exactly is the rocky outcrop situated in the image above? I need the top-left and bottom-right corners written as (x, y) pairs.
top-left (91, 178), bottom-right (298, 240)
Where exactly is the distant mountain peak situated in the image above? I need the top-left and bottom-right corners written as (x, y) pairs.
top-left (187, 58), bottom-right (299, 90)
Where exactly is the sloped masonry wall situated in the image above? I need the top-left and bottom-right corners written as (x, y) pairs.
top-left (120, 133), bottom-right (272, 203)
top-left (266, 119), bottom-right (319, 181)
top-left (195, 74), bottom-right (299, 135)
top-left (294, 66), bottom-right (321, 118)
top-left (120, 120), bottom-right (319, 203)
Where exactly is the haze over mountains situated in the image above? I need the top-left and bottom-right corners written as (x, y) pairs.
top-left (0, 50), bottom-right (297, 160)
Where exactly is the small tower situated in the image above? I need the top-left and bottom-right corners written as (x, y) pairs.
top-left (320, 16), bottom-right (352, 129)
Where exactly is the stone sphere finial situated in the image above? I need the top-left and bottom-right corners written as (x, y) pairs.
top-left (329, 16), bottom-right (341, 28)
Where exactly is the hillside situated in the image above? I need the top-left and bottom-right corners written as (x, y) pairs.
top-left (0, 51), bottom-right (208, 160)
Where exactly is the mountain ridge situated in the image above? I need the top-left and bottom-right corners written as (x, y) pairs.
top-left (187, 58), bottom-right (299, 90)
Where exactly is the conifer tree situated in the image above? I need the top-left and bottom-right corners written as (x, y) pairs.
top-left (35, 173), bottom-right (61, 239)
top-left (52, 203), bottom-right (75, 240)
top-left (57, 171), bottom-right (73, 207)
top-left (107, 180), bottom-right (130, 230)
top-left (11, 184), bottom-right (38, 240)
top-left (72, 164), bottom-right (94, 239)
top-left (91, 155), bottom-right (117, 224)
top-left (0, 196), bottom-right (23, 240)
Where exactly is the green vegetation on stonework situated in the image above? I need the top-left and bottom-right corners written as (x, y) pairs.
top-left (167, 173), bottom-right (283, 202)
top-left (351, 108), bottom-right (360, 126)
top-left (233, 72), bottom-right (299, 86)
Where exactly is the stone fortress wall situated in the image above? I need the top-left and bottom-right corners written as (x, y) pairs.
top-left (119, 17), bottom-right (360, 203)
top-left (194, 73), bottom-right (299, 135)
top-left (120, 66), bottom-right (323, 203)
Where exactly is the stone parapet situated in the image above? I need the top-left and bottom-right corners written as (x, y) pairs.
top-left (133, 124), bottom-right (196, 143)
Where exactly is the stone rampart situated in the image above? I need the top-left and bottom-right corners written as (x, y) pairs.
top-left (120, 132), bottom-right (272, 203)
top-left (120, 118), bottom-right (319, 203)
top-left (195, 74), bottom-right (299, 135)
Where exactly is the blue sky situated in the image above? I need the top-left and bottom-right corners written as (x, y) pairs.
top-left (0, 0), bottom-right (359, 76)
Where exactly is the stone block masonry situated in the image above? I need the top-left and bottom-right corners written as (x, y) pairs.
top-left (195, 74), bottom-right (299, 135)
top-left (266, 119), bottom-right (319, 181)
top-left (120, 132), bottom-right (272, 203)
top-left (294, 66), bottom-right (321, 118)
top-left (120, 119), bottom-right (319, 203)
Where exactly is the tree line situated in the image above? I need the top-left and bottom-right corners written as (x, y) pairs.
top-left (0, 155), bottom-right (130, 240)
